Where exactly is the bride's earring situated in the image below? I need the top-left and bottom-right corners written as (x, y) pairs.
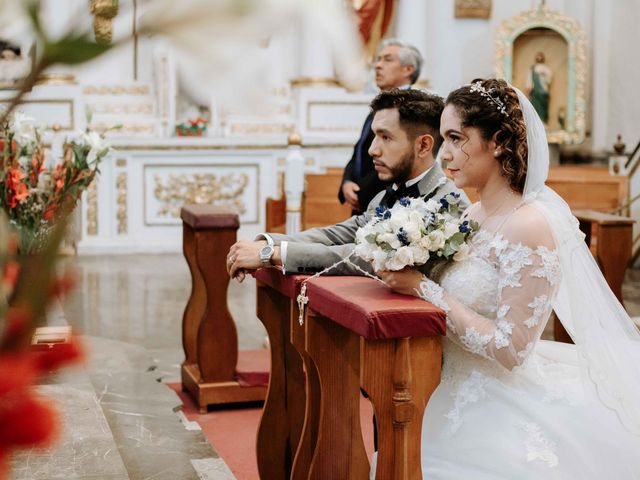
top-left (493, 148), bottom-right (501, 157)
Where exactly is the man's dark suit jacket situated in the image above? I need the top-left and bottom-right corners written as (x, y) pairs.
top-left (338, 111), bottom-right (391, 215)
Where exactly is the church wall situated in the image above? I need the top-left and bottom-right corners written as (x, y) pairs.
top-left (4, 1), bottom-right (639, 253)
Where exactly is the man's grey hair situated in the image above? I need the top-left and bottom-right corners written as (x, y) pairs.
top-left (379, 38), bottom-right (423, 84)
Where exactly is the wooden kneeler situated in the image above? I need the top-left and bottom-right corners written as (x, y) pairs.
top-left (181, 205), bottom-right (268, 412)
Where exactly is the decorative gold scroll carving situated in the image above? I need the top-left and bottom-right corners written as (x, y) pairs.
top-left (35, 74), bottom-right (77, 85)
top-left (153, 173), bottom-right (249, 218)
top-left (290, 77), bottom-right (340, 88)
top-left (116, 172), bottom-right (127, 234)
top-left (87, 180), bottom-right (98, 236)
top-left (88, 103), bottom-right (153, 114)
top-left (92, 123), bottom-right (156, 135)
top-left (230, 123), bottom-right (293, 135)
top-left (455, 0), bottom-right (492, 19)
top-left (83, 85), bottom-right (150, 95)
top-left (90, 0), bottom-right (119, 44)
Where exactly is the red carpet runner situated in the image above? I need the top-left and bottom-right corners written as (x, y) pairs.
top-left (168, 383), bottom-right (375, 479)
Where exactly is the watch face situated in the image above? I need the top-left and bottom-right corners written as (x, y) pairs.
top-left (260, 245), bottom-right (273, 257)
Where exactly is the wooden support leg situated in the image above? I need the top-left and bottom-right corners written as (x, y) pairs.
top-left (181, 226), bottom-right (203, 367)
top-left (305, 310), bottom-right (369, 480)
top-left (290, 310), bottom-right (319, 480)
top-left (256, 284), bottom-right (305, 479)
top-left (361, 336), bottom-right (442, 480)
top-left (195, 227), bottom-right (238, 382)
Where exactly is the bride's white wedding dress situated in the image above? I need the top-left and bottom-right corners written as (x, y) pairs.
top-left (418, 204), bottom-right (640, 479)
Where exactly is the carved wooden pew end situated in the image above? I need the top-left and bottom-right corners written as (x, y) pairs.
top-left (181, 205), bottom-right (268, 412)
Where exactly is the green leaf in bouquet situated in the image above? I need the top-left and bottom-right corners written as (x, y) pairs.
top-left (448, 231), bottom-right (466, 248)
top-left (365, 234), bottom-right (377, 244)
top-left (379, 242), bottom-right (393, 252)
top-left (42, 36), bottom-right (112, 66)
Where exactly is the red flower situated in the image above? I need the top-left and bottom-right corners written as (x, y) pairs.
top-left (5, 168), bottom-right (29, 208)
top-left (29, 148), bottom-right (46, 187)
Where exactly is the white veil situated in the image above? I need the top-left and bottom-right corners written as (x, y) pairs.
top-left (514, 86), bottom-right (640, 434)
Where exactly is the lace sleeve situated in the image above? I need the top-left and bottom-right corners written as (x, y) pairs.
top-left (418, 209), bottom-right (561, 371)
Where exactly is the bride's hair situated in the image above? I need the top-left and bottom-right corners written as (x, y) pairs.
top-left (446, 78), bottom-right (528, 192)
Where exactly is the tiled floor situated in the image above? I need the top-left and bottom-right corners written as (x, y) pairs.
top-left (10, 253), bottom-right (640, 479)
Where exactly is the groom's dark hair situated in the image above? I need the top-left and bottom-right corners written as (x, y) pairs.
top-left (370, 89), bottom-right (445, 154)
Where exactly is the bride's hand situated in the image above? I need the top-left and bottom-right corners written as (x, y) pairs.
top-left (377, 268), bottom-right (424, 296)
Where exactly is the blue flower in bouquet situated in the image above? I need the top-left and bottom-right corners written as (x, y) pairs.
top-left (354, 195), bottom-right (478, 271)
top-left (459, 220), bottom-right (471, 233)
top-left (397, 227), bottom-right (410, 246)
top-left (375, 205), bottom-right (392, 220)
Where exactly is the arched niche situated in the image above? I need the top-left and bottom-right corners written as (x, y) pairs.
top-left (495, 6), bottom-right (587, 144)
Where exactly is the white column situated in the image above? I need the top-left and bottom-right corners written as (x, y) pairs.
top-left (285, 135), bottom-right (305, 234)
top-left (295, 21), bottom-right (335, 81)
top-left (394, 0), bottom-right (431, 84)
top-left (590, 0), bottom-right (613, 150)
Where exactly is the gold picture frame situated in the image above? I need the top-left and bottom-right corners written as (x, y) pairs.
top-left (495, 5), bottom-right (587, 144)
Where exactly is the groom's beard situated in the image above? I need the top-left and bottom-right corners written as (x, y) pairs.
top-left (385, 150), bottom-right (416, 185)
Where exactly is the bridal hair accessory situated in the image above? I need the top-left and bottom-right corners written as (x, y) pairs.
top-left (470, 82), bottom-right (509, 117)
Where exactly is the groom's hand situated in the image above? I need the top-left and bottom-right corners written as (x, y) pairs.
top-left (227, 240), bottom-right (265, 282)
top-left (227, 240), bottom-right (282, 282)
top-left (377, 268), bottom-right (424, 296)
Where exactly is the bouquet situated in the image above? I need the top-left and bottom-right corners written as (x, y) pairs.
top-left (354, 193), bottom-right (477, 271)
top-left (175, 117), bottom-right (207, 137)
top-left (0, 113), bottom-right (111, 253)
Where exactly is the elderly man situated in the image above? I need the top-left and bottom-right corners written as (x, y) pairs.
top-left (227, 89), bottom-right (466, 281)
top-left (340, 39), bottom-right (425, 215)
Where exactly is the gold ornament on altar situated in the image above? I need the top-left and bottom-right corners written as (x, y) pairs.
top-left (90, 0), bottom-right (120, 44)
top-left (153, 173), bottom-right (249, 219)
top-left (455, 0), bottom-right (492, 19)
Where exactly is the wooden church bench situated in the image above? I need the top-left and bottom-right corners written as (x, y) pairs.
top-left (253, 269), bottom-right (445, 479)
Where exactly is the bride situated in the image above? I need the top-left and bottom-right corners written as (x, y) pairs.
top-left (379, 79), bottom-right (640, 478)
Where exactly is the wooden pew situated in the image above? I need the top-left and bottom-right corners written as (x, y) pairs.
top-left (302, 168), bottom-right (352, 229)
top-left (553, 210), bottom-right (634, 343)
top-left (265, 168), bottom-right (353, 233)
top-left (253, 269), bottom-right (445, 479)
top-left (180, 205), bottom-right (268, 412)
top-left (460, 165), bottom-right (629, 210)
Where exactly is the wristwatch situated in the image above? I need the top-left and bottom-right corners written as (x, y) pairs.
top-left (259, 237), bottom-right (275, 267)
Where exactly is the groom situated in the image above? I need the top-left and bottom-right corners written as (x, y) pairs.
top-left (227, 89), bottom-right (466, 280)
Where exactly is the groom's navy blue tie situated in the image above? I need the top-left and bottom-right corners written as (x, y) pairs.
top-left (380, 182), bottom-right (421, 208)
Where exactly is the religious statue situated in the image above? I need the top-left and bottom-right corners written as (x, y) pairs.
top-left (0, 40), bottom-right (31, 87)
top-left (526, 51), bottom-right (552, 123)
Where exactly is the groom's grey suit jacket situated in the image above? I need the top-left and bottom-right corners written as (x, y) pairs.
top-left (268, 163), bottom-right (467, 275)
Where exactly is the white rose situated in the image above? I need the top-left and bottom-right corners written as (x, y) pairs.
top-left (419, 235), bottom-right (433, 251)
top-left (354, 242), bottom-right (373, 260)
top-left (376, 232), bottom-right (401, 250)
top-left (428, 230), bottom-right (446, 250)
top-left (388, 211), bottom-right (409, 231)
top-left (453, 242), bottom-right (471, 261)
top-left (370, 249), bottom-right (389, 271)
top-left (405, 211), bottom-right (424, 242)
top-left (409, 244), bottom-right (430, 265)
top-left (425, 199), bottom-right (439, 212)
top-left (387, 246), bottom-right (414, 270)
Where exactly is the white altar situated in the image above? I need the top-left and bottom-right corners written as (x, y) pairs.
top-left (0, 0), bottom-right (636, 254)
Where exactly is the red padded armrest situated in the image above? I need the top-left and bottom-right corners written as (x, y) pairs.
top-left (305, 276), bottom-right (446, 340)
